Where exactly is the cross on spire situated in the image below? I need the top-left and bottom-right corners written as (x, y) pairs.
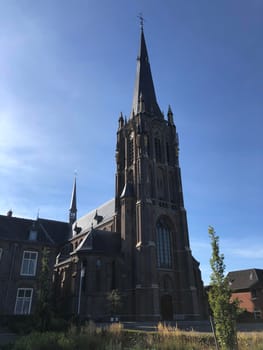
top-left (137, 13), bottom-right (144, 30)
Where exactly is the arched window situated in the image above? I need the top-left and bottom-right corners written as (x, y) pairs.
top-left (156, 219), bottom-right (172, 268)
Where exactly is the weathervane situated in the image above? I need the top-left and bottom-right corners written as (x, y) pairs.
top-left (137, 13), bottom-right (144, 30)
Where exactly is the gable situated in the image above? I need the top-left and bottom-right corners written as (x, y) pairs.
top-left (228, 269), bottom-right (263, 291)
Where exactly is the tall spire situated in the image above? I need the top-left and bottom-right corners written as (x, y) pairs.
top-left (69, 175), bottom-right (77, 224)
top-left (131, 26), bottom-right (162, 118)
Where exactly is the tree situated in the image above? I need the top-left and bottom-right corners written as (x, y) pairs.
top-left (35, 247), bottom-right (52, 331)
top-left (107, 289), bottom-right (122, 319)
top-left (208, 226), bottom-right (239, 350)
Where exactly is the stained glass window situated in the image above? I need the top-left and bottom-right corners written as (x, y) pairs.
top-left (156, 220), bottom-right (172, 268)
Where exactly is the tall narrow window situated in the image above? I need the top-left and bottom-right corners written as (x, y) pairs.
top-left (128, 137), bottom-right (134, 166)
top-left (81, 260), bottom-right (87, 293)
top-left (14, 288), bottom-right (33, 314)
top-left (20, 251), bottom-right (38, 276)
top-left (155, 138), bottom-right (162, 163)
top-left (156, 219), bottom-right (172, 268)
top-left (169, 172), bottom-right (176, 203)
top-left (166, 142), bottom-right (170, 164)
top-left (96, 259), bottom-right (102, 292)
top-left (0, 248), bottom-right (3, 261)
top-left (157, 167), bottom-right (165, 200)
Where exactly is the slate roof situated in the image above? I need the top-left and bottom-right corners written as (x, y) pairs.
top-left (73, 198), bottom-right (115, 235)
top-left (76, 229), bottom-right (120, 255)
top-left (131, 28), bottom-right (162, 118)
top-left (0, 214), bottom-right (69, 245)
top-left (227, 269), bottom-right (263, 291)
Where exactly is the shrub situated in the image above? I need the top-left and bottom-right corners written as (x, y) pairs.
top-left (5, 316), bottom-right (35, 335)
top-left (49, 318), bottom-right (69, 332)
top-left (13, 332), bottom-right (73, 350)
top-left (107, 322), bottom-right (123, 336)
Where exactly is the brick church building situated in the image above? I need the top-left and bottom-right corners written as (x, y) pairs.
top-left (0, 26), bottom-right (206, 321)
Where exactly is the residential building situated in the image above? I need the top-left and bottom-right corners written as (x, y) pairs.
top-left (0, 212), bottom-right (68, 315)
top-left (228, 269), bottom-right (263, 320)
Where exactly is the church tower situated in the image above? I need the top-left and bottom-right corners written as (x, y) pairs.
top-left (115, 26), bottom-right (204, 320)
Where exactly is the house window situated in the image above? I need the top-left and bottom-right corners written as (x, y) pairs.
top-left (21, 251), bottom-right (38, 276)
top-left (156, 219), bottom-right (172, 268)
top-left (251, 289), bottom-right (257, 299)
top-left (14, 288), bottom-right (33, 315)
top-left (0, 248), bottom-right (3, 261)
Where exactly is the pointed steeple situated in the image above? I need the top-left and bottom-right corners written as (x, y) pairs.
top-left (167, 105), bottom-right (174, 125)
top-left (131, 27), bottom-right (162, 118)
top-left (69, 176), bottom-right (77, 224)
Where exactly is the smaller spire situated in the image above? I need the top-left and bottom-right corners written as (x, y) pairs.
top-left (168, 105), bottom-right (173, 115)
top-left (69, 175), bottom-right (77, 224)
top-left (118, 112), bottom-right (124, 129)
top-left (167, 105), bottom-right (174, 125)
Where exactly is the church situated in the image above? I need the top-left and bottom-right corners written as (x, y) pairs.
top-left (0, 26), bottom-right (206, 321)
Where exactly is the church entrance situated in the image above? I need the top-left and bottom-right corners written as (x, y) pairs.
top-left (160, 295), bottom-right (173, 320)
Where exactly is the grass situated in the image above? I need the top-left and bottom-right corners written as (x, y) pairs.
top-left (2, 321), bottom-right (263, 350)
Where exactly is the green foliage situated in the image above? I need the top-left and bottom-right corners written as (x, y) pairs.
top-left (34, 248), bottom-right (53, 331)
top-left (49, 317), bottom-right (70, 332)
top-left (7, 327), bottom-right (263, 350)
top-left (107, 289), bottom-right (122, 316)
top-left (3, 315), bottom-right (35, 335)
top-left (208, 226), bottom-right (239, 350)
top-left (13, 332), bottom-right (73, 350)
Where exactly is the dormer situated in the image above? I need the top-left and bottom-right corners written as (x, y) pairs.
top-left (28, 222), bottom-right (38, 241)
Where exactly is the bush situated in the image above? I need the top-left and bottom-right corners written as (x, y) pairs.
top-left (4, 316), bottom-right (35, 335)
top-left (13, 332), bottom-right (73, 350)
top-left (49, 318), bottom-right (69, 332)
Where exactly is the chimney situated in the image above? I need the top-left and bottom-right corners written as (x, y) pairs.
top-left (7, 209), bottom-right (13, 217)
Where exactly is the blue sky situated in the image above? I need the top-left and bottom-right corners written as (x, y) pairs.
top-left (0, 0), bottom-right (262, 285)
